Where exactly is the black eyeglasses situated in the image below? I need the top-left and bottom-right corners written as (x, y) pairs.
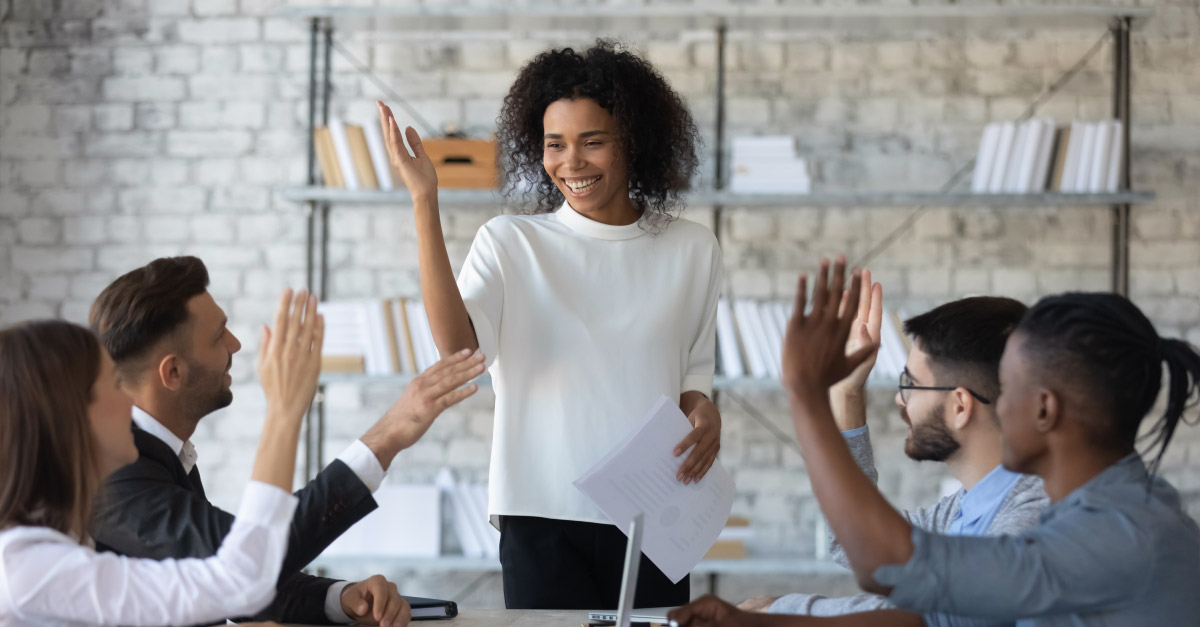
top-left (899, 369), bottom-right (991, 405)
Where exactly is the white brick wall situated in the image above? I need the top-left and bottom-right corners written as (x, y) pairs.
top-left (2, 0), bottom-right (1199, 604)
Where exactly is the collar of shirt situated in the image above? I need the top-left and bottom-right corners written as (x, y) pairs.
top-left (1042, 452), bottom-right (1150, 523)
top-left (950, 464), bottom-right (1023, 535)
top-left (131, 406), bottom-right (199, 475)
top-left (555, 201), bottom-right (647, 241)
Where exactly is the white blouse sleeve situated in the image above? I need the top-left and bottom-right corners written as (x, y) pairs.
top-left (457, 223), bottom-right (506, 367)
top-left (0, 481), bottom-right (297, 626)
top-left (682, 237), bottom-right (723, 398)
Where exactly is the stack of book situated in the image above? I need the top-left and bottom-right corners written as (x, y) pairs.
top-left (318, 299), bottom-right (440, 376)
top-left (717, 299), bottom-right (909, 383)
top-left (729, 136), bottom-right (811, 194)
top-left (314, 119), bottom-right (398, 190)
top-left (970, 119), bottom-right (1124, 194)
top-left (436, 468), bottom-right (500, 559)
top-left (314, 119), bottom-right (499, 190)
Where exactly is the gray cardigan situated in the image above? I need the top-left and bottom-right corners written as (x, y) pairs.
top-left (770, 428), bottom-right (1048, 627)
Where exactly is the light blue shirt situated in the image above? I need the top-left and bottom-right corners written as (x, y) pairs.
top-left (947, 464), bottom-right (1023, 536)
top-left (876, 454), bottom-right (1200, 626)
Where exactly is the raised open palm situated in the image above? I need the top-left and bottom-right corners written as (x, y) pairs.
top-left (377, 101), bottom-right (438, 199)
top-left (833, 268), bottom-right (883, 394)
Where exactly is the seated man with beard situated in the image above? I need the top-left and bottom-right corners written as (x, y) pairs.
top-left (742, 275), bottom-right (1048, 627)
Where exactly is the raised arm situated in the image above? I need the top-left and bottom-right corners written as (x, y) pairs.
top-left (779, 258), bottom-right (913, 594)
top-left (4, 290), bottom-right (321, 626)
top-left (378, 101), bottom-right (479, 357)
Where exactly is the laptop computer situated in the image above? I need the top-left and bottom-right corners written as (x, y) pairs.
top-left (587, 513), bottom-right (677, 626)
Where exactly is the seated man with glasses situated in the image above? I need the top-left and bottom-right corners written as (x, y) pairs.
top-left (741, 275), bottom-right (1049, 626)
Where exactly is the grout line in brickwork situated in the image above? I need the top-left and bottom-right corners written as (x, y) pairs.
top-left (856, 30), bottom-right (1114, 268)
top-left (331, 36), bottom-right (437, 136)
top-left (723, 389), bottom-right (802, 454)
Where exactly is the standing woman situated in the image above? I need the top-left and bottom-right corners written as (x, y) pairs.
top-left (379, 41), bottom-right (723, 609)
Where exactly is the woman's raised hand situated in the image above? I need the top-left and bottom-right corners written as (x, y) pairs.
top-left (377, 101), bottom-right (439, 200)
top-left (256, 288), bottom-right (324, 422)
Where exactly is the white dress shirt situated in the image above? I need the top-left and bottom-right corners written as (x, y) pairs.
top-left (0, 481), bottom-right (297, 626)
top-left (130, 407), bottom-right (387, 623)
top-left (458, 202), bottom-right (723, 524)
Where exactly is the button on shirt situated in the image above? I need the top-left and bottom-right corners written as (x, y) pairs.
top-left (876, 454), bottom-right (1200, 625)
top-left (947, 464), bottom-right (1023, 537)
top-left (131, 406), bottom-right (387, 624)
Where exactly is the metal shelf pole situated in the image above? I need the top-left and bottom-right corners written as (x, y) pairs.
top-left (1110, 16), bottom-right (1132, 297)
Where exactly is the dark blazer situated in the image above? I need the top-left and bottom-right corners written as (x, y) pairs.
top-left (92, 425), bottom-right (379, 624)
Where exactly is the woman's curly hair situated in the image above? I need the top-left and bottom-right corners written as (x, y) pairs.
top-left (496, 40), bottom-right (700, 229)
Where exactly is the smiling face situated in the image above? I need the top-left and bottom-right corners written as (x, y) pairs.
top-left (542, 97), bottom-right (636, 224)
top-left (178, 292), bottom-right (241, 418)
top-left (995, 332), bottom-right (1050, 474)
top-left (87, 352), bottom-right (138, 478)
top-left (896, 343), bottom-right (961, 462)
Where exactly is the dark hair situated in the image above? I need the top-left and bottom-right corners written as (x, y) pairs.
top-left (496, 40), bottom-right (700, 229)
top-left (904, 296), bottom-right (1029, 402)
top-left (1016, 292), bottom-right (1200, 476)
top-left (89, 256), bottom-right (210, 378)
top-left (0, 321), bottom-right (103, 538)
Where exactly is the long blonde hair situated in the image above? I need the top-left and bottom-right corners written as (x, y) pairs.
top-left (0, 320), bottom-right (102, 540)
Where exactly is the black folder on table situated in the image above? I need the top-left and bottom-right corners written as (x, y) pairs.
top-left (406, 595), bottom-right (458, 620)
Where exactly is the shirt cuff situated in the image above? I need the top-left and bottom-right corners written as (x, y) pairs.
top-left (841, 425), bottom-right (868, 438)
top-left (237, 481), bottom-right (300, 527)
top-left (338, 439), bottom-right (386, 493)
top-left (682, 373), bottom-right (714, 399)
top-left (324, 580), bottom-right (353, 623)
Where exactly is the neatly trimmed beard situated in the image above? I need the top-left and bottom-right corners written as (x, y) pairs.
top-left (903, 404), bottom-right (960, 462)
top-left (183, 358), bottom-right (233, 419)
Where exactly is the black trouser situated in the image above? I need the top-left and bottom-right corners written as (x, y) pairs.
top-left (498, 515), bottom-right (691, 610)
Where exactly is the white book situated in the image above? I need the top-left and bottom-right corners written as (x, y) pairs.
top-left (1106, 120), bottom-right (1124, 192)
top-left (733, 300), bottom-right (769, 379)
top-left (405, 300), bottom-right (435, 372)
top-left (1015, 119), bottom-right (1044, 193)
top-left (731, 136), bottom-right (797, 159)
top-left (392, 298), bottom-right (418, 375)
top-left (748, 303), bottom-right (779, 378)
top-left (363, 300), bottom-right (391, 375)
top-left (879, 308), bottom-right (909, 379)
top-left (971, 123), bottom-right (1002, 193)
top-left (1004, 121), bottom-right (1034, 193)
top-left (362, 121), bottom-right (395, 191)
top-left (435, 469), bottom-right (485, 558)
top-left (715, 299), bottom-right (745, 379)
top-left (1073, 122), bottom-right (1098, 192)
top-left (758, 302), bottom-right (785, 378)
top-left (1060, 121), bottom-right (1085, 192)
top-left (327, 119), bottom-right (360, 190)
top-left (987, 121), bottom-right (1017, 193)
top-left (1029, 117), bottom-right (1057, 192)
top-left (1089, 120), bottom-right (1113, 193)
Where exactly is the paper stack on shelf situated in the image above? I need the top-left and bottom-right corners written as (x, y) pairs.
top-left (730, 136), bottom-right (811, 194)
top-left (717, 299), bottom-right (909, 384)
top-left (971, 118), bottom-right (1123, 194)
top-left (317, 298), bottom-right (438, 375)
top-left (436, 468), bottom-right (500, 558)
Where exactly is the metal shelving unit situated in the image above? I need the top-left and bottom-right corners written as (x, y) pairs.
top-left (284, 4), bottom-right (1153, 573)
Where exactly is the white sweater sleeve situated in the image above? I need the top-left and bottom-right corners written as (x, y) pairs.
top-left (682, 235), bottom-right (723, 397)
top-left (0, 481), bottom-right (297, 626)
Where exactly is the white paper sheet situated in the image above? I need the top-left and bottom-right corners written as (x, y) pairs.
top-left (574, 395), bottom-right (736, 584)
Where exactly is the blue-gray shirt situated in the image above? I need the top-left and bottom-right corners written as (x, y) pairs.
top-left (877, 453), bottom-right (1200, 626)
